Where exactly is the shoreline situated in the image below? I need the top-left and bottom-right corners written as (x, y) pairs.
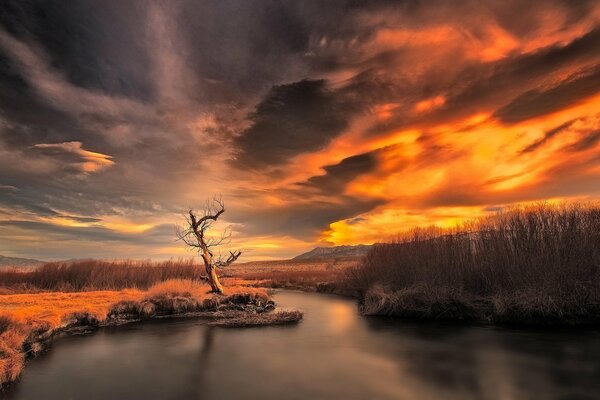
top-left (0, 290), bottom-right (302, 391)
top-left (245, 280), bottom-right (600, 327)
top-left (357, 285), bottom-right (600, 327)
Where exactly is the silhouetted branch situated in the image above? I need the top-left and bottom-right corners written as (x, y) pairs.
top-left (214, 250), bottom-right (242, 268)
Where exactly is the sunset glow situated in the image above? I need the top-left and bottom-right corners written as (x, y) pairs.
top-left (0, 1), bottom-right (599, 260)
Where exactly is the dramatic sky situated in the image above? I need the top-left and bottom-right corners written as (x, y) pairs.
top-left (1, 0), bottom-right (600, 261)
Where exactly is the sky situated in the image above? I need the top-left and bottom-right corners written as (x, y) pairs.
top-left (0, 0), bottom-right (600, 261)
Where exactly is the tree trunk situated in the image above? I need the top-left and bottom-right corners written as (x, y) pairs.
top-left (202, 250), bottom-right (224, 294)
top-left (207, 265), bottom-right (224, 294)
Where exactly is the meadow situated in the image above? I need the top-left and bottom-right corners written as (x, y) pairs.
top-left (0, 264), bottom-right (281, 389)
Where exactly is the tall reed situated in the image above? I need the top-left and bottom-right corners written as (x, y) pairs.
top-left (349, 203), bottom-right (600, 322)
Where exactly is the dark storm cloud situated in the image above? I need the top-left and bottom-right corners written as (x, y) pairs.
top-left (232, 79), bottom-right (357, 169)
top-left (495, 65), bottom-right (600, 123)
top-left (0, 51), bottom-right (88, 149)
top-left (229, 196), bottom-right (384, 239)
top-left (0, 0), bottom-right (153, 100)
top-left (297, 152), bottom-right (378, 195)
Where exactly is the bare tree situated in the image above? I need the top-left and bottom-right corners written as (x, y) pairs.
top-left (176, 196), bottom-right (241, 294)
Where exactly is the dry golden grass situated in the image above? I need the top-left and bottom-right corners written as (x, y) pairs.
top-left (226, 257), bottom-right (359, 276)
top-left (0, 288), bottom-right (145, 387)
top-left (0, 256), bottom-right (332, 387)
top-left (224, 258), bottom-right (359, 293)
top-left (144, 279), bottom-right (203, 299)
top-left (0, 279), bottom-right (268, 387)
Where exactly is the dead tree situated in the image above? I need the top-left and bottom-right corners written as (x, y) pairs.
top-left (176, 197), bottom-right (241, 294)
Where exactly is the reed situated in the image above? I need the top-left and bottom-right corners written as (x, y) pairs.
top-left (350, 202), bottom-right (600, 324)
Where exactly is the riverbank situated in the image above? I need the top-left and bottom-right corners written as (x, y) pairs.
top-left (349, 204), bottom-right (600, 326)
top-left (0, 280), bottom-right (302, 390)
top-left (359, 285), bottom-right (600, 326)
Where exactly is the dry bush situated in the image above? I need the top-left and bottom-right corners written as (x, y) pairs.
top-left (0, 258), bottom-right (203, 292)
top-left (352, 203), bottom-right (600, 322)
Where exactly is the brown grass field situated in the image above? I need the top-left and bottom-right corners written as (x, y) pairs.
top-left (0, 255), bottom-right (350, 389)
top-left (223, 257), bottom-right (358, 293)
top-left (0, 277), bottom-right (272, 389)
top-left (0, 256), bottom-right (352, 388)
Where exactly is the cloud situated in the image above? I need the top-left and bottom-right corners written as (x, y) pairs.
top-left (228, 196), bottom-right (385, 240)
top-left (32, 141), bottom-right (114, 173)
top-left (0, 184), bottom-right (17, 192)
top-left (297, 151), bottom-right (378, 195)
top-left (232, 79), bottom-right (358, 169)
top-left (520, 119), bottom-right (576, 153)
top-left (563, 129), bottom-right (600, 152)
top-left (495, 65), bottom-right (600, 123)
top-left (0, 0), bottom-right (600, 259)
top-left (0, 219), bottom-right (174, 245)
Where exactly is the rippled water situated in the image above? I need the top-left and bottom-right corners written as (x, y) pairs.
top-left (5, 291), bottom-right (600, 400)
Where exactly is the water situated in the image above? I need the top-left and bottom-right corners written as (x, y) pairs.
top-left (4, 291), bottom-right (600, 400)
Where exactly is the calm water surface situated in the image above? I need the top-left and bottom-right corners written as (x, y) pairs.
top-left (5, 291), bottom-right (600, 400)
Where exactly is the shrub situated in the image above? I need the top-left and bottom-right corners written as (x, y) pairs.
top-left (351, 202), bottom-right (600, 323)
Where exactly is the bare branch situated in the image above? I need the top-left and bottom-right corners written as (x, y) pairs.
top-left (177, 196), bottom-right (241, 293)
top-left (214, 250), bottom-right (242, 268)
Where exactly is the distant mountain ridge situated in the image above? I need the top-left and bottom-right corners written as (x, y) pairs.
top-left (0, 254), bottom-right (45, 269)
top-left (293, 245), bottom-right (372, 260)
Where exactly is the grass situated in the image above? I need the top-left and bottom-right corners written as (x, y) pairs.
top-left (350, 202), bottom-right (600, 324)
top-left (225, 258), bottom-right (359, 294)
top-left (0, 258), bottom-right (203, 293)
top-left (0, 257), bottom-right (360, 295)
top-left (0, 278), bottom-right (271, 388)
top-left (0, 257), bottom-right (337, 388)
top-left (208, 310), bottom-right (303, 328)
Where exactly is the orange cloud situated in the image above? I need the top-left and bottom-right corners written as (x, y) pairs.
top-left (32, 142), bottom-right (114, 173)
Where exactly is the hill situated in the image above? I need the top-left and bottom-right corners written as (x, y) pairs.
top-left (293, 245), bottom-right (371, 260)
top-left (0, 254), bottom-right (45, 269)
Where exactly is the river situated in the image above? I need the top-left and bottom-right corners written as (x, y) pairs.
top-left (4, 291), bottom-right (600, 400)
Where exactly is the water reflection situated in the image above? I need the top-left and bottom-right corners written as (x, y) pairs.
top-left (6, 291), bottom-right (600, 400)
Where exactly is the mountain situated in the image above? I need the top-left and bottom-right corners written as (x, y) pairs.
top-left (293, 245), bottom-right (372, 260)
top-left (0, 254), bottom-right (45, 269)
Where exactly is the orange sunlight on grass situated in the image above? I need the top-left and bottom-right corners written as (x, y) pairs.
top-left (0, 278), bottom-right (267, 386)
